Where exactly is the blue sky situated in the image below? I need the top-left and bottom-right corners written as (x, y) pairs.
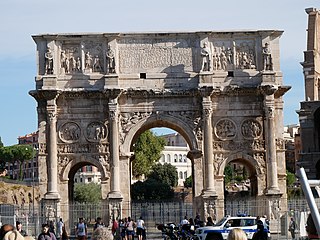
top-left (0, 0), bottom-right (316, 146)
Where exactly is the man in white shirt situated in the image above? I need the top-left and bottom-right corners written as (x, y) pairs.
top-left (136, 216), bottom-right (145, 240)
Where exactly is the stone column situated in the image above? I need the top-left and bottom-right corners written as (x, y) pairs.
top-left (264, 94), bottom-right (280, 194)
top-left (45, 100), bottom-right (60, 199)
top-left (108, 100), bottom-right (123, 199)
top-left (202, 97), bottom-right (217, 197)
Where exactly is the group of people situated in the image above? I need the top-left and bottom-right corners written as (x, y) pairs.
top-left (117, 216), bottom-right (145, 240)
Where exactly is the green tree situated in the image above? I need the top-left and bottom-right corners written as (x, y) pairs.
top-left (224, 165), bottom-right (234, 184)
top-left (0, 146), bottom-right (14, 172)
top-left (286, 170), bottom-right (296, 187)
top-left (74, 183), bottom-right (102, 203)
top-left (132, 130), bottom-right (166, 178)
top-left (148, 163), bottom-right (178, 187)
top-left (11, 145), bottom-right (35, 180)
top-left (184, 175), bottom-right (192, 188)
top-left (131, 178), bottom-right (174, 200)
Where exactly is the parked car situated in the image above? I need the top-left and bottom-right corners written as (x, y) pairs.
top-left (194, 216), bottom-right (269, 240)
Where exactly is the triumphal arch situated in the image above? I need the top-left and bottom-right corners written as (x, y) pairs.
top-left (30, 30), bottom-right (290, 228)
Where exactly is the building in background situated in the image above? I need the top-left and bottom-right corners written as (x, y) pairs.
top-left (6, 132), bottom-right (39, 181)
top-left (160, 133), bottom-right (191, 186)
top-left (74, 165), bottom-right (101, 184)
top-left (298, 8), bottom-right (320, 179)
top-left (284, 125), bottom-right (300, 173)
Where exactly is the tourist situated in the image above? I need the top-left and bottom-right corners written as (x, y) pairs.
top-left (227, 228), bottom-right (247, 240)
top-left (61, 226), bottom-right (68, 240)
top-left (206, 217), bottom-right (214, 226)
top-left (111, 218), bottom-right (119, 240)
top-left (0, 224), bottom-right (14, 240)
top-left (16, 221), bottom-right (27, 236)
top-left (306, 213), bottom-right (320, 239)
top-left (289, 217), bottom-right (297, 240)
top-left (48, 221), bottom-right (55, 236)
top-left (136, 216), bottom-right (145, 240)
top-left (75, 218), bottom-right (87, 240)
top-left (94, 217), bottom-right (105, 230)
top-left (252, 220), bottom-right (268, 240)
top-left (38, 224), bottom-right (57, 240)
top-left (119, 219), bottom-right (127, 240)
top-left (57, 218), bottom-right (64, 239)
top-left (125, 217), bottom-right (135, 240)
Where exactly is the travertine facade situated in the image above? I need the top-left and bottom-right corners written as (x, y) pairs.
top-left (299, 8), bottom-right (320, 179)
top-left (30, 31), bottom-right (289, 227)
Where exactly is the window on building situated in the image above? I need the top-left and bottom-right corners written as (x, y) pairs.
top-left (179, 171), bottom-right (183, 179)
top-left (183, 155), bottom-right (187, 162)
top-left (86, 166), bottom-right (93, 172)
top-left (161, 154), bottom-right (165, 162)
top-left (179, 154), bottom-right (182, 162)
top-left (174, 154), bottom-right (178, 162)
top-left (167, 154), bottom-right (171, 163)
top-left (184, 171), bottom-right (188, 179)
top-left (88, 177), bottom-right (92, 182)
top-left (75, 178), bottom-right (78, 183)
top-left (80, 178), bottom-right (83, 182)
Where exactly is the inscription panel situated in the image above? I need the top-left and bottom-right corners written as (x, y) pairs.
top-left (118, 38), bottom-right (198, 73)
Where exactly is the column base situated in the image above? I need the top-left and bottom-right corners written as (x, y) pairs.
top-left (44, 192), bottom-right (61, 200)
top-left (265, 187), bottom-right (281, 195)
top-left (107, 191), bottom-right (123, 199)
top-left (201, 189), bottom-right (218, 198)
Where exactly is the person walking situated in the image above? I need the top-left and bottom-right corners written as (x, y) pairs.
top-left (125, 217), bottom-right (135, 240)
top-left (289, 217), bottom-right (297, 240)
top-left (38, 224), bottom-right (57, 240)
top-left (136, 216), bottom-right (145, 240)
top-left (61, 226), bottom-right (69, 240)
top-left (16, 221), bottom-right (27, 237)
top-left (57, 218), bottom-right (64, 239)
top-left (75, 218), bottom-right (87, 240)
top-left (94, 217), bottom-right (105, 230)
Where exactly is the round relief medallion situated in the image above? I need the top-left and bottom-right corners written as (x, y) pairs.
top-left (59, 122), bottom-right (81, 143)
top-left (86, 122), bottom-right (108, 142)
top-left (214, 118), bottom-right (237, 140)
top-left (241, 119), bottom-right (262, 139)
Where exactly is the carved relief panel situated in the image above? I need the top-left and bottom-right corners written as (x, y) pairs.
top-left (83, 41), bottom-right (104, 73)
top-left (211, 40), bottom-right (234, 71)
top-left (59, 44), bottom-right (81, 74)
top-left (85, 122), bottom-right (108, 142)
top-left (234, 40), bottom-right (256, 70)
top-left (214, 118), bottom-right (237, 140)
top-left (59, 122), bottom-right (81, 143)
top-left (241, 119), bottom-right (262, 139)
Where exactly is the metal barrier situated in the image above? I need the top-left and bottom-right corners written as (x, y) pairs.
top-left (0, 199), bottom-right (318, 239)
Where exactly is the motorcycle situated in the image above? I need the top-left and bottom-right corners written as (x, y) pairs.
top-left (157, 223), bottom-right (180, 240)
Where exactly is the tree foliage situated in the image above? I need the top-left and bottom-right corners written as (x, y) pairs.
top-left (132, 130), bottom-right (166, 178)
top-left (184, 175), bottom-right (192, 188)
top-left (0, 144), bottom-right (35, 179)
top-left (224, 165), bottom-right (233, 184)
top-left (286, 170), bottom-right (296, 187)
top-left (131, 178), bottom-right (174, 200)
top-left (131, 163), bottom-right (178, 200)
top-left (148, 163), bottom-right (178, 187)
top-left (74, 183), bottom-right (102, 203)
